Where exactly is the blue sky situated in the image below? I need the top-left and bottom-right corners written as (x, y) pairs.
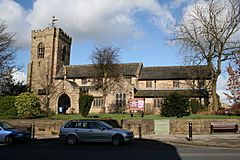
top-left (0, 0), bottom-right (231, 103)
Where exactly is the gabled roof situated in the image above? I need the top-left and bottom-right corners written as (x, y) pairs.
top-left (55, 63), bottom-right (142, 79)
top-left (139, 65), bottom-right (211, 80)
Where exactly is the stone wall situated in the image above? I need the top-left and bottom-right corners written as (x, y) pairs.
top-left (1, 119), bottom-right (239, 137)
top-left (170, 119), bottom-right (240, 135)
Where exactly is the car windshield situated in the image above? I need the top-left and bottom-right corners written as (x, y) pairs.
top-left (1, 122), bottom-right (14, 130)
top-left (99, 121), bottom-right (113, 129)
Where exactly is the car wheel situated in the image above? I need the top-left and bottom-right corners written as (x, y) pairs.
top-left (112, 135), bottom-right (123, 146)
top-left (5, 135), bottom-right (14, 144)
top-left (66, 135), bottom-right (78, 145)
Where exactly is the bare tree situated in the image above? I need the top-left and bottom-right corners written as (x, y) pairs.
top-left (90, 46), bottom-right (122, 113)
top-left (181, 65), bottom-right (211, 101)
top-left (171, 0), bottom-right (240, 112)
top-left (30, 56), bottom-right (61, 114)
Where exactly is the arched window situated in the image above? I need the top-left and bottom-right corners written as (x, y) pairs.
top-left (37, 42), bottom-right (45, 58)
top-left (62, 45), bottom-right (66, 61)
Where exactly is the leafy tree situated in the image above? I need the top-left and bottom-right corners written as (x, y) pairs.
top-left (79, 94), bottom-right (94, 117)
top-left (0, 21), bottom-right (24, 97)
top-left (224, 57), bottom-right (240, 104)
top-left (0, 74), bottom-right (27, 96)
top-left (171, 0), bottom-right (240, 112)
top-left (161, 93), bottom-right (190, 118)
top-left (90, 46), bottom-right (122, 113)
top-left (0, 22), bottom-right (20, 82)
top-left (0, 96), bottom-right (17, 118)
top-left (15, 92), bottom-right (41, 119)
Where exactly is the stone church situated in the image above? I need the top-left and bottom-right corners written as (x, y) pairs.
top-left (27, 26), bottom-right (211, 114)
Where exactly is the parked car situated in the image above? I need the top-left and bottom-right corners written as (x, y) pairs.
top-left (0, 122), bottom-right (31, 144)
top-left (59, 120), bottom-right (134, 146)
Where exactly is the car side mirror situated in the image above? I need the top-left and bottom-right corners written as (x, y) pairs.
top-left (100, 127), bottom-right (105, 130)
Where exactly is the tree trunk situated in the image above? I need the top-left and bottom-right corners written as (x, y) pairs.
top-left (211, 79), bottom-right (219, 113)
top-left (101, 95), bottom-right (106, 113)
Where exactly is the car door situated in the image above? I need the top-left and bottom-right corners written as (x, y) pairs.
top-left (75, 122), bottom-right (90, 141)
top-left (87, 122), bottom-right (112, 142)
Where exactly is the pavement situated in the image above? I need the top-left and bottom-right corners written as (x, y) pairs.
top-left (14, 133), bottom-right (240, 149)
top-left (144, 134), bottom-right (240, 148)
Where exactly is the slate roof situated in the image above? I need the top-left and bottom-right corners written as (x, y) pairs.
top-left (139, 65), bottom-right (211, 80)
top-left (134, 89), bottom-right (208, 98)
top-left (55, 63), bottom-right (142, 79)
top-left (68, 81), bottom-right (79, 88)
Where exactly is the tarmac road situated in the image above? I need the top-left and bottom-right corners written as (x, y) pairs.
top-left (177, 144), bottom-right (240, 160)
top-left (0, 138), bottom-right (240, 160)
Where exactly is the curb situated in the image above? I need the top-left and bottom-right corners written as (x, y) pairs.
top-left (143, 135), bottom-right (240, 149)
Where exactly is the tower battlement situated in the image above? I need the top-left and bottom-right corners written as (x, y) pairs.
top-left (32, 27), bottom-right (72, 41)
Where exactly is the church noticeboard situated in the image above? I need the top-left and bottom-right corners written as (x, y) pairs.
top-left (128, 98), bottom-right (144, 111)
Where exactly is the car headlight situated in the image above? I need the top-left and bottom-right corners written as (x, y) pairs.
top-left (16, 133), bottom-right (23, 137)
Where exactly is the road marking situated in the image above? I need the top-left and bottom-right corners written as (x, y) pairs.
top-left (0, 143), bottom-right (7, 147)
top-left (179, 153), bottom-right (240, 157)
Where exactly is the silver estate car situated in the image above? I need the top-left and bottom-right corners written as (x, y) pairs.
top-left (59, 120), bottom-right (134, 146)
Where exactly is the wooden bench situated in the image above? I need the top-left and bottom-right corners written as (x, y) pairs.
top-left (210, 122), bottom-right (238, 134)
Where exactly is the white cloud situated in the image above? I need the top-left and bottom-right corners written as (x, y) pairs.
top-left (0, 0), bottom-right (31, 49)
top-left (169, 0), bottom-right (188, 9)
top-left (12, 70), bottom-right (27, 84)
top-left (0, 0), bottom-right (176, 48)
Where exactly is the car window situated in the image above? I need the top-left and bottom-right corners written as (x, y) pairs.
top-left (64, 122), bottom-right (88, 129)
top-left (99, 121), bottom-right (113, 129)
top-left (88, 122), bottom-right (102, 129)
top-left (75, 122), bottom-right (82, 128)
top-left (2, 122), bottom-right (14, 130)
top-left (82, 122), bottom-right (88, 128)
top-left (64, 122), bottom-right (77, 128)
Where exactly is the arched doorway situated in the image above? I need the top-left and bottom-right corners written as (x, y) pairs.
top-left (58, 94), bottom-right (71, 114)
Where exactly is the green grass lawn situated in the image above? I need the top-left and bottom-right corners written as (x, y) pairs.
top-left (1, 112), bottom-right (238, 120)
top-left (48, 113), bottom-right (240, 120)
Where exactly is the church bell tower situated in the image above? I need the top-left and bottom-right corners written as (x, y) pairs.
top-left (27, 26), bottom-right (72, 94)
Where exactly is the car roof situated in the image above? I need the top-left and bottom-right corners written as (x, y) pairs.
top-left (67, 119), bottom-right (100, 123)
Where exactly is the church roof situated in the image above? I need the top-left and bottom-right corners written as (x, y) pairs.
top-left (139, 65), bottom-right (211, 80)
top-left (134, 89), bottom-right (208, 98)
top-left (55, 63), bottom-right (142, 79)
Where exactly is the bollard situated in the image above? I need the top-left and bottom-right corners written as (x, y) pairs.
top-left (128, 123), bottom-right (131, 130)
top-left (31, 124), bottom-right (35, 140)
top-left (120, 120), bottom-right (123, 128)
top-left (138, 123), bottom-right (142, 139)
top-left (188, 121), bottom-right (192, 141)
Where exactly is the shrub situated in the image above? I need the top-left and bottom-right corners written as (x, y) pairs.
top-left (190, 99), bottom-right (206, 114)
top-left (231, 103), bottom-right (240, 115)
top-left (0, 96), bottom-right (17, 118)
top-left (15, 92), bottom-right (41, 119)
top-left (79, 94), bottom-right (94, 117)
top-left (216, 107), bottom-right (225, 115)
top-left (161, 93), bottom-right (190, 118)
